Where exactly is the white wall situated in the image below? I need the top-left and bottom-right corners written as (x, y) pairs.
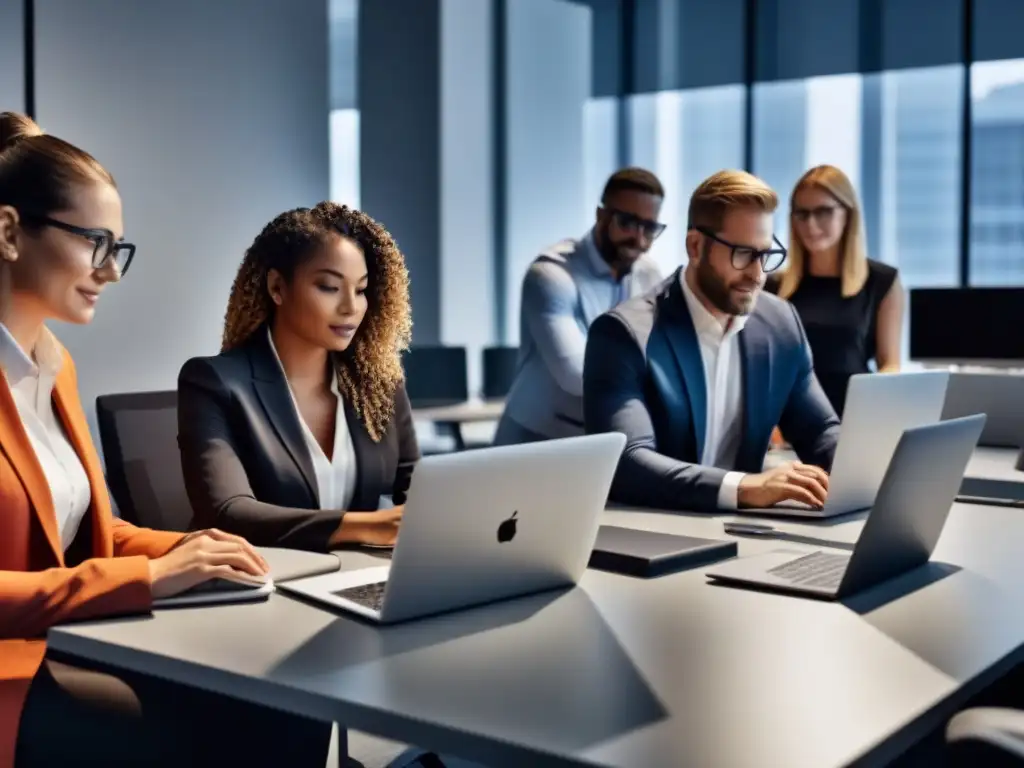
top-left (34, 0), bottom-right (329, 426)
top-left (0, 1), bottom-right (22, 114)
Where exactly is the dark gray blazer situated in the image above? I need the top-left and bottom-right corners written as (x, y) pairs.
top-left (583, 270), bottom-right (840, 512)
top-left (177, 328), bottom-right (419, 551)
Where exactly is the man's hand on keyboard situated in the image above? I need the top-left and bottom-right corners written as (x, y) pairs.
top-left (737, 461), bottom-right (829, 510)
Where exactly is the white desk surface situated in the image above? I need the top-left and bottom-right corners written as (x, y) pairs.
top-left (48, 503), bottom-right (1024, 768)
top-left (411, 399), bottom-right (505, 424)
top-left (961, 446), bottom-right (1024, 501)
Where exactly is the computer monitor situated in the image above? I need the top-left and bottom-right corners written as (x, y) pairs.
top-left (910, 288), bottom-right (1024, 367)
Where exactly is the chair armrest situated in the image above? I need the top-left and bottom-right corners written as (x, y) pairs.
top-left (947, 707), bottom-right (1024, 763)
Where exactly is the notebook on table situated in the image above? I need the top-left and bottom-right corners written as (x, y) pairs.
top-left (588, 525), bottom-right (737, 577)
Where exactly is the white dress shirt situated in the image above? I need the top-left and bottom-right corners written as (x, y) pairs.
top-left (268, 331), bottom-right (358, 511)
top-left (0, 324), bottom-right (91, 550)
top-left (678, 272), bottom-right (748, 509)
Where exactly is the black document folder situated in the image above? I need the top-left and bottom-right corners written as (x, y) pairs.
top-left (589, 525), bottom-right (738, 577)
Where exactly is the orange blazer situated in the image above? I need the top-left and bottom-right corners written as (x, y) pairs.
top-left (0, 343), bottom-right (184, 768)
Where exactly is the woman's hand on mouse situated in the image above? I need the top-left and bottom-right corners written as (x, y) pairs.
top-left (149, 529), bottom-right (269, 599)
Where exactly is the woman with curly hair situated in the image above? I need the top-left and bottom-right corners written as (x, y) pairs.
top-left (177, 202), bottom-right (419, 552)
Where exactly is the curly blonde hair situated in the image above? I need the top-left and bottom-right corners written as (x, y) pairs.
top-left (222, 202), bottom-right (412, 441)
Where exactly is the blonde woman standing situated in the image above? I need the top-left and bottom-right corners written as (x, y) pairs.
top-left (768, 165), bottom-right (903, 417)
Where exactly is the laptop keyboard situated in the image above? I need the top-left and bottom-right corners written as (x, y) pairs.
top-left (767, 551), bottom-right (850, 590)
top-left (331, 581), bottom-right (387, 611)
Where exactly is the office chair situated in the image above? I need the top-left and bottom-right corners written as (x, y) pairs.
top-left (481, 346), bottom-right (518, 400)
top-left (96, 390), bottom-right (194, 532)
top-left (947, 708), bottom-right (1024, 766)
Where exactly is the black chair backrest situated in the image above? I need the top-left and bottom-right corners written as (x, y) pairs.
top-left (95, 390), bottom-right (193, 532)
top-left (402, 346), bottom-right (468, 407)
top-left (482, 346), bottom-right (519, 399)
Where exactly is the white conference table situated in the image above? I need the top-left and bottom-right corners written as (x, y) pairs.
top-left (47, 502), bottom-right (1024, 768)
top-left (411, 399), bottom-right (506, 450)
top-left (960, 446), bottom-right (1024, 503)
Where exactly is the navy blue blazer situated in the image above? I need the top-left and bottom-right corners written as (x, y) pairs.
top-left (583, 269), bottom-right (840, 511)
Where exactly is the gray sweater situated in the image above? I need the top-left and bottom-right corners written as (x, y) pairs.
top-left (497, 231), bottom-right (662, 440)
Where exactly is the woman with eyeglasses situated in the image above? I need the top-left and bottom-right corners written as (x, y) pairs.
top-left (0, 112), bottom-right (333, 768)
top-left (767, 164), bottom-right (903, 417)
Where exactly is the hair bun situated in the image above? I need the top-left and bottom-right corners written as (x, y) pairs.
top-left (0, 112), bottom-right (43, 154)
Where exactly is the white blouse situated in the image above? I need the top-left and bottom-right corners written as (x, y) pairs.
top-left (268, 331), bottom-right (357, 510)
top-left (0, 324), bottom-right (91, 551)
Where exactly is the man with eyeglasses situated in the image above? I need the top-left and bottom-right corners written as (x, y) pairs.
top-left (493, 167), bottom-right (666, 446)
top-left (583, 169), bottom-right (840, 512)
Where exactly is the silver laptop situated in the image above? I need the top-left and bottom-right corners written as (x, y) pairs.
top-left (706, 414), bottom-right (986, 600)
top-left (942, 371), bottom-right (1024, 448)
top-left (745, 371), bottom-right (950, 518)
top-left (278, 432), bottom-right (626, 624)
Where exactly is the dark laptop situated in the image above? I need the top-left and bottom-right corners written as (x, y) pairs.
top-left (706, 415), bottom-right (986, 600)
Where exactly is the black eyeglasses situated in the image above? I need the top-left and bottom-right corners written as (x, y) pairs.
top-left (19, 213), bottom-right (136, 275)
top-left (693, 226), bottom-right (787, 273)
top-left (792, 205), bottom-right (841, 224)
top-left (602, 207), bottom-right (667, 241)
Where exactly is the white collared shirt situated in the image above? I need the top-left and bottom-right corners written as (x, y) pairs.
top-left (0, 324), bottom-right (91, 550)
top-left (678, 272), bottom-right (748, 509)
top-left (268, 331), bottom-right (357, 511)
top-left (580, 230), bottom-right (636, 308)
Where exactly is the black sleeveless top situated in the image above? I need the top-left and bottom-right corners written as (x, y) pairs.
top-left (766, 259), bottom-right (898, 417)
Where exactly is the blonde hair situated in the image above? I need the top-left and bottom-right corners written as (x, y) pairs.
top-left (777, 164), bottom-right (868, 299)
top-left (222, 203), bottom-right (412, 442)
top-left (687, 169), bottom-right (778, 232)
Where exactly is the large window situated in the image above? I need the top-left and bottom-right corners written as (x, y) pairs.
top-left (753, 67), bottom-right (962, 288)
top-left (752, 66), bottom-right (963, 362)
top-left (752, 67), bottom-right (962, 289)
top-left (874, 66), bottom-right (964, 288)
top-left (329, 0), bottom-right (359, 207)
top-left (970, 59), bottom-right (1024, 286)
top-left (753, 74), bottom-right (863, 247)
top-left (627, 86), bottom-right (746, 276)
top-left (583, 95), bottom-right (621, 224)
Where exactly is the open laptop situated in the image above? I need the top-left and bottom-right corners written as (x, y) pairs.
top-left (706, 414), bottom-right (986, 600)
top-left (278, 431), bottom-right (626, 624)
top-left (942, 371), bottom-right (1024, 448)
top-left (744, 371), bottom-right (950, 518)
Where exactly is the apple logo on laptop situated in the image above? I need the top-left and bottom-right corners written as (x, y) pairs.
top-left (497, 511), bottom-right (518, 543)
